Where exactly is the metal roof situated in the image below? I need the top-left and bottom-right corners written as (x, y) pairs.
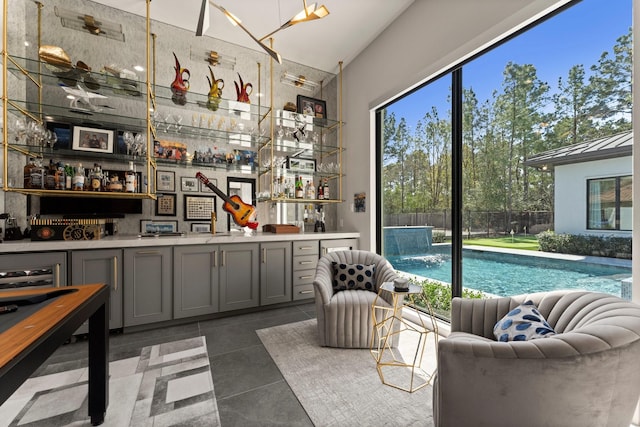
top-left (525, 131), bottom-right (633, 169)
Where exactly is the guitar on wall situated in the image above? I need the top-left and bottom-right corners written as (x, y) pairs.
top-left (195, 172), bottom-right (259, 229)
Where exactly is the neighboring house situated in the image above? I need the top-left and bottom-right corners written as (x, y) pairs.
top-left (526, 131), bottom-right (632, 236)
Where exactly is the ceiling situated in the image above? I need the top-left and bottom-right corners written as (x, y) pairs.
top-left (90, 0), bottom-right (415, 74)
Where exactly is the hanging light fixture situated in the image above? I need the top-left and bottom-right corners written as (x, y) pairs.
top-left (260, 0), bottom-right (330, 41)
top-left (195, 0), bottom-right (282, 64)
top-left (54, 6), bottom-right (125, 42)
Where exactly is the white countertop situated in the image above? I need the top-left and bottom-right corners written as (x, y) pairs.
top-left (0, 231), bottom-right (360, 253)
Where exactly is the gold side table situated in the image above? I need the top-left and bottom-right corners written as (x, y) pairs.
top-left (370, 281), bottom-right (438, 392)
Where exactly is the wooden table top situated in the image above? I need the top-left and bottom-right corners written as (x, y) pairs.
top-left (0, 284), bottom-right (108, 369)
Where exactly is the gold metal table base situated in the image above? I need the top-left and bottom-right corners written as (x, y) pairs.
top-left (370, 282), bottom-right (439, 393)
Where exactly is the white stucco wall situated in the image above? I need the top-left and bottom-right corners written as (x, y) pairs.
top-left (340, 0), bottom-right (572, 251)
top-left (554, 157), bottom-right (632, 235)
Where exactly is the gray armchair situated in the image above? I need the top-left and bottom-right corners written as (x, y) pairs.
top-left (433, 290), bottom-right (640, 427)
top-left (313, 250), bottom-right (400, 348)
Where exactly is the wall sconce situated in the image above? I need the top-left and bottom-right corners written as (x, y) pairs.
top-left (54, 6), bottom-right (125, 42)
top-left (281, 72), bottom-right (318, 92)
top-left (190, 49), bottom-right (236, 70)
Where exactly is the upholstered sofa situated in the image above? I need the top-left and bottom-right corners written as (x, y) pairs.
top-left (313, 250), bottom-right (400, 348)
top-left (433, 290), bottom-right (640, 427)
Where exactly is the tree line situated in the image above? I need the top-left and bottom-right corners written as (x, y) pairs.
top-left (383, 29), bottom-right (632, 220)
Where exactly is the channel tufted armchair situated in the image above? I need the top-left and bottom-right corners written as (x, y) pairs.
top-left (433, 290), bottom-right (640, 427)
top-left (313, 250), bottom-right (400, 348)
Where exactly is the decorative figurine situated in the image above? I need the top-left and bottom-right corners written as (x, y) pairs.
top-left (234, 72), bottom-right (252, 103)
top-left (206, 66), bottom-right (224, 111)
top-left (170, 52), bottom-right (190, 105)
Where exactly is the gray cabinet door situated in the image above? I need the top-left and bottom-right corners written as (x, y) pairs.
top-left (71, 249), bottom-right (123, 330)
top-left (219, 243), bottom-right (259, 312)
top-left (320, 238), bottom-right (359, 256)
top-left (260, 242), bottom-right (292, 305)
top-left (173, 245), bottom-right (219, 319)
top-left (123, 246), bottom-right (172, 326)
top-left (0, 252), bottom-right (67, 289)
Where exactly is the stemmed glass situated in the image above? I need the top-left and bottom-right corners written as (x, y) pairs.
top-left (133, 133), bottom-right (146, 156)
top-left (172, 114), bottom-right (183, 132)
top-left (123, 131), bottom-right (134, 155)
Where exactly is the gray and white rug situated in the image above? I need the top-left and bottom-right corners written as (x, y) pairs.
top-left (0, 336), bottom-right (220, 427)
top-left (257, 319), bottom-right (436, 427)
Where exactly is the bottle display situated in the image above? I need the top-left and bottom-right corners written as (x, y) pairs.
top-left (73, 163), bottom-right (85, 191)
top-left (295, 175), bottom-right (304, 199)
top-left (317, 180), bottom-right (324, 200)
top-left (23, 157), bottom-right (36, 189)
top-left (30, 158), bottom-right (44, 189)
top-left (323, 178), bottom-right (330, 200)
top-left (90, 163), bottom-right (103, 191)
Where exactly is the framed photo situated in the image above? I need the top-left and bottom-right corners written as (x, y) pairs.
top-left (181, 176), bottom-right (199, 192)
top-left (184, 195), bottom-right (216, 220)
top-left (200, 177), bottom-right (217, 193)
top-left (156, 193), bottom-right (177, 216)
top-left (156, 170), bottom-right (176, 192)
top-left (297, 95), bottom-right (326, 120)
top-left (140, 220), bottom-right (178, 234)
top-left (190, 222), bottom-right (211, 233)
top-left (72, 126), bottom-right (114, 153)
top-left (227, 177), bottom-right (255, 232)
top-left (287, 157), bottom-right (316, 172)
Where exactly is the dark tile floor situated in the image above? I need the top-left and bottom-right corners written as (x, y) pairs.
top-left (33, 302), bottom-right (318, 427)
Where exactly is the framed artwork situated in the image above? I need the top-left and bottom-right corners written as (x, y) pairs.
top-left (156, 193), bottom-right (177, 216)
top-left (296, 95), bottom-right (326, 120)
top-left (156, 170), bottom-right (176, 192)
top-left (190, 222), bottom-right (211, 233)
top-left (72, 126), bottom-right (114, 153)
top-left (180, 176), bottom-right (199, 192)
top-left (184, 195), bottom-right (216, 220)
top-left (227, 177), bottom-right (255, 232)
top-left (200, 177), bottom-right (217, 193)
top-left (287, 157), bottom-right (316, 172)
top-left (140, 220), bottom-right (178, 234)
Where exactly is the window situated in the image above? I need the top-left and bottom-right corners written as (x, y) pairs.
top-left (587, 176), bottom-right (632, 231)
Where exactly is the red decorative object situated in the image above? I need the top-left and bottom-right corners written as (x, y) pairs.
top-left (234, 73), bottom-right (252, 103)
top-left (170, 52), bottom-right (190, 105)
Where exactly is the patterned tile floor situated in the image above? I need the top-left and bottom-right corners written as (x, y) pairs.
top-left (1, 302), bottom-right (317, 427)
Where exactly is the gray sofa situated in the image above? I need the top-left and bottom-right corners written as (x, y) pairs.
top-left (313, 250), bottom-right (400, 348)
top-left (433, 290), bottom-right (640, 427)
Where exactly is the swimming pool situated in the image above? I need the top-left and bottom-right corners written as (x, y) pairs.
top-left (387, 246), bottom-right (631, 298)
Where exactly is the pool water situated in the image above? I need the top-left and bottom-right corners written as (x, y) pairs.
top-left (387, 247), bottom-right (631, 297)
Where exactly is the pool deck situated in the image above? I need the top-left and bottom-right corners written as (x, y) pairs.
top-left (461, 244), bottom-right (632, 268)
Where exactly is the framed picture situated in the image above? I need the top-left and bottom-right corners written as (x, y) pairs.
top-left (72, 126), bottom-right (114, 153)
top-left (227, 177), bottom-right (255, 232)
top-left (140, 219), bottom-right (178, 234)
top-left (200, 177), bottom-right (217, 193)
top-left (181, 176), bottom-right (199, 192)
top-left (156, 193), bottom-right (177, 216)
top-left (190, 222), bottom-right (211, 233)
top-left (184, 195), bottom-right (216, 220)
top-left (297, 95), bottom-right (326, 120)
top-left (156, 170), bottom-right (176, 192)
top-left (287, 157), bottom-right (316, 172)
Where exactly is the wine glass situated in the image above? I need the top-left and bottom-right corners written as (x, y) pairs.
top-left (134, 133), bottom-right (146, 156)
top-left (123, 131), bottom-right (134, 155)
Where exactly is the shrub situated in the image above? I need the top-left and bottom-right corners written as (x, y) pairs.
top-left (537, 231), bottom-right (631, 259)
top-left (432, 231), bottom-right (446, 243)
top-left (407, 277), bottom-right (484, 317)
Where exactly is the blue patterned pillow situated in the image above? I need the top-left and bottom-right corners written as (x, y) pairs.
top-left (493, 300), bottom-right (556, 342)
top-left (331, 262), bottom-right (376, 293)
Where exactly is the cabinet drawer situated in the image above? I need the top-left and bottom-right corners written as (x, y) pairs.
top-left (293, 254), bottom-right (318, 271)
top-left (293, 241), bottom-right (319, 256)
top-left (293, 268), bottom-right (316, 286)
top-left (293, 284), bottom-right (314, 300)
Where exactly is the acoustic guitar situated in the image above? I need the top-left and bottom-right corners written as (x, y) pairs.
top-left (196, 172), bottom-right (258, 229)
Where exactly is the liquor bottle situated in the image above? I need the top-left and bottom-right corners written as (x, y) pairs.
top-left (323, 178), bottom-right (330, 200)
top-left (305, 180), bottom-right (314, 199)
top-left (125, 161), bottom-right (137, 192)
top-left (284, 178), bottom-right (292, 198)
top-left (64, 163), bottom-right (73, 190)
top-left (90, 163), bottom-right (102, 191)
top-left (55, 163), bottom-right (65, 190)
top-left (45, 159), bottom-right (57, 190)
top-left (73, 163), bottom-right (85, 191)
top-left (317, 180), bottom-right (324, 200)
top-left (30, 158), bottom-right (44, 189)
top-left (23, 157), bottom-right (36, 189)
top-left (295, 175), bottom-right (304, 199)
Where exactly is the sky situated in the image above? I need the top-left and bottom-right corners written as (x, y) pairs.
top-left (386, 0), bottom-right (632, 133)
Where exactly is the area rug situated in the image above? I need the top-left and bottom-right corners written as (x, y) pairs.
top-left (257, 319), bottom-right (436, 427)
top-left (0, 336), bottom-right (220, 427)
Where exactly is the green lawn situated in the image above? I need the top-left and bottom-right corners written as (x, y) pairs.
top-left (462, 236), bottom-right (539, 251)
